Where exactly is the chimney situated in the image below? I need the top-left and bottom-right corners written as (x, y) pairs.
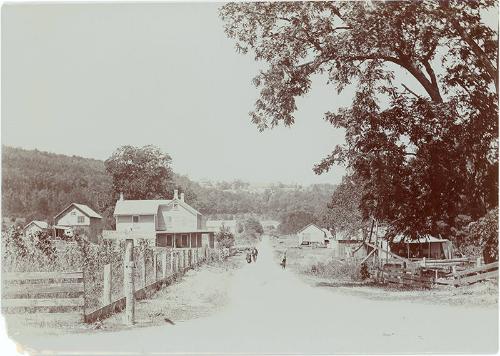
top-left (174, 189), bottom-right (179, 200)
top-left (180, 192), bottom-right (185, 202)
top-left (119, 192), bottom-right (124, 201)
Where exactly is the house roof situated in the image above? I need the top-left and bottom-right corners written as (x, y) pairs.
top-left (24, 220), bottom-right (49, 230)
top-left (114, 199), bottom-right (171, 215)
top-left (392, 234), bottom-right (449, 244)
top-left (55, 203), bottom-right (102, 221)
top-left (297, 223), bottom-right (323, 234)
top-left (114, 199), bottom-right (201, 216)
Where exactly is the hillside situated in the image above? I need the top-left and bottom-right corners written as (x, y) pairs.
top-left (1, 146), bottom-right (336, 227)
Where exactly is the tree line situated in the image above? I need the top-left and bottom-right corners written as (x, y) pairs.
top-left (1, 145), bottom-right (336, 230)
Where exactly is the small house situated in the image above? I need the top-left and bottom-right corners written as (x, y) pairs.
top-left (23, 220), bottom-right (49, 237)
top-left (297, 223), bottom-right (329, 246)
top-left (53, 203), bottom-right (103, 243)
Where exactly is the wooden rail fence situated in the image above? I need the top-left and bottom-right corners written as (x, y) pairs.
top-left (375, 261), bottom-right (498, 288)
top-left (436, 261), bottom-right (499, 287)
top-left (84, 246), bottom-right (213, 323)
top-left (1, 245), bottom-right (223, 324)
top-left (1, 271), bottom-right (85, 320)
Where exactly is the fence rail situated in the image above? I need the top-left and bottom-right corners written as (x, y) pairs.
top-left (1, 270), bottom-right (85, 320)
top-left (84, 246), bottom-right (217, 323)
top-left (435, 261), bottom-right (499, 287)
top-left (376, 261), bottom-right (499, 288)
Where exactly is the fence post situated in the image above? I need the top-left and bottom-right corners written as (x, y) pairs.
top-left (124, 239), bottom-right (135, 325)
top-left (102, 263), bottom-right (112, 306)
top-left (451, 265), bottom-right (459, 287)
top-left (153, 253), bottom-right (158, 282)
top-left (183, 250), bottom-right (187, 270)
top-left (476, 257), bottom-right (482, 267)
top-left (422, 257), bottom-right (426, 268)
top-left (140, 252), bottom-right (146, 289)
top-left (170, 250), bottom-right (174, 274)
top-left (162, 252), bottom-right (168, 279)
top-left (177, 251), bottom-right (181, 272)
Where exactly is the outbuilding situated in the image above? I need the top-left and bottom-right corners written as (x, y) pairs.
top-left (23, 220), bottom-right (49, 237)
top-left (297, 223), bottom-right (329, 246)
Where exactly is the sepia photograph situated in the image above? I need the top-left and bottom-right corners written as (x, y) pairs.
top-left (1, 1), bottom-right (499, 355)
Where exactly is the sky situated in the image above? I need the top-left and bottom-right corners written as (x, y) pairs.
top-left (2, 3), bottom-right (348, 186)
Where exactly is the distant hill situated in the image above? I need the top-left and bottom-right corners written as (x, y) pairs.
top-left (1, 146), bottom-right (337, 227)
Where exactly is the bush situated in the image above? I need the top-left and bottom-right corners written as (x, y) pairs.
top-left (468, 208), bottom-right (498, 264)
top-left (215, 226), bottom-right (235, 249)
top-left (304, 259), bottom-right (363, 281)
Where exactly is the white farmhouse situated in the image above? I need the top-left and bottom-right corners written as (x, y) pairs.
top-left (105, 190), bottom-right (215, 248)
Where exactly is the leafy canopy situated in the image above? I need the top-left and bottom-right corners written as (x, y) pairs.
top-left (220, 1), bottom-right (498, 238)
top-left (105, 145), bottom-right (175, 200)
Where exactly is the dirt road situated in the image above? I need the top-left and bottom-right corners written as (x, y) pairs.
top-left (16, 237), bottom-right (498, 355)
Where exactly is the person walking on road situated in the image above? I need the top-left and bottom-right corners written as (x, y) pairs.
top-left (252, 247), bottom-right (258, 262)
top-left (246, 250), bottom-right (252, 264)
top-left (280, 250), bottom-right (287, 269)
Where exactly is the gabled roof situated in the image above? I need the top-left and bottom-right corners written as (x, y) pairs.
top-left (55, 203), bottom-right (102, 221)
top-left (24, 220), bottom-right (49, 230)
top-left (114, 199), bottom-right (171, 216)
top-left (114, 199), bottom-right (201, 216)
top-left (177, 199), bottom-right (201, 216)
top-left (297, 223), bottom-right (323, 234)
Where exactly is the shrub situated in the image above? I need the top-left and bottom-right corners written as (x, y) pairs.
top-left (216, 226), bottom-right (235, 248)
top-left (305, 259), bottom-right (363, 281)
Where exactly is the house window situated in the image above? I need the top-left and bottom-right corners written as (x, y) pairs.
top-left (77, 216), bottom-right (85, 224)
top-left (133, 216), bottom-right (139, 223)
top-left (181, 234), bottom-right (188, 247)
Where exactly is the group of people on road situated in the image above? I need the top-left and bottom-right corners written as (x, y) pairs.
top-left (246, 247), bottom-right (258, 264)
top-left (243, 245), bottom-right (286, 270)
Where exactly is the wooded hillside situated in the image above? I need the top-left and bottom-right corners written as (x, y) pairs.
top-left (2, 146), bottom-right (336, 229)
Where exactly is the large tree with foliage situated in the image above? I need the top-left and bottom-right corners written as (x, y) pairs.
top-left (105, 145), bottom-right (175, 200)
top-left (220, 1), bottom-right (498, 240)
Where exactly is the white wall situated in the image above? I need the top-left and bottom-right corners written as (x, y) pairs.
top-left (56, 207), bottom-right (89, 226)
top-left (298, 225), bottom-right (325, 244)
top-left (116, 214), bottom-right (155, 232)
top-left (157, 204), bottom-right (197, 231)
top-left (24, 224), bottom-right (43, 237)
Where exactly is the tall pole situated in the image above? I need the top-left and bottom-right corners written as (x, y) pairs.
top-left (124, 239), bottom-right (135, 325)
